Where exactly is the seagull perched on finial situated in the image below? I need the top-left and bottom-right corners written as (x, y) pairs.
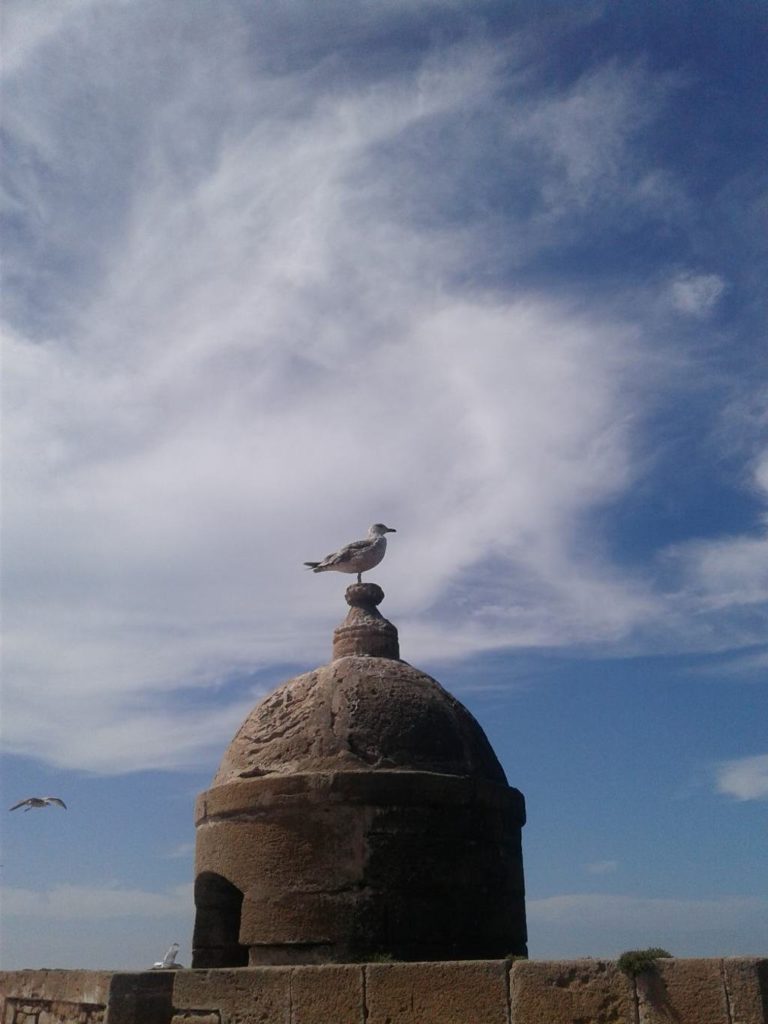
top-left (9, 796), bottom-right (67, 812)
top-left (304, 523), bottom-right (396, 583)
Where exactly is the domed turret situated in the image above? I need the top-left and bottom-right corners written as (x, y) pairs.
top-left (193, 584), bottom-right (526, 966)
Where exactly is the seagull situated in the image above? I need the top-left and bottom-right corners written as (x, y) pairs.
top-left (304, 523), bottom-right (396, 583)
top-left (152, 942), bottom-right (182, 969)
top-left (9, 796), bottom-right (67, 812)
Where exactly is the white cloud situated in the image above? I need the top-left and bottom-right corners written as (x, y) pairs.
top-left (510, 62), bottom-right (675, 215)
top-left (755, 453), bottom-right (768, 495)
top-left (716, 754), bottom-right (768, 801)
top-left (2, 22), bottom-right (669, 772)
top-left (528, 892), bottom-right (768, 958)
top-left (2, 2), bottom-right (765, 774)
top-left (0, 883), bottom-right (194, 970)
top-left (166, 842), bottom-right (196, 860)
top-left (2, 288), bottom-right (656, 770)
top-left (0, 882), bottom-right (192, 919)
top-left (0, 0), bottom-right (98, 78)
top-left (669, 272), bottom-right (726, 318)
top-left (655, 454), bottom-right (768, 655)
top-left (584, 860), bottom-right (618, 875)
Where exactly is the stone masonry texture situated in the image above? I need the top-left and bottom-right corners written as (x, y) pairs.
top-left (723, 958), bottom-right (768, 1024)
top-left (509, 959), bottom-right (636, 1024)
top-left (193, 587), bottom-right (528, 966)
top-left (636, 958), bottom-right (729, 1024)
top-left (288, 964), bottom-right (363, 1024)
top-left (195, 652), bottom-right (527, 965)
top-left (2, 959), bottom-right (768, 1024)
top-left (364, 960), bottom-right (509, 1024)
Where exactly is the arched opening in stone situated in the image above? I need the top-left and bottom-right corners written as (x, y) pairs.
top-left (192, 871), bottom-right (249, 967)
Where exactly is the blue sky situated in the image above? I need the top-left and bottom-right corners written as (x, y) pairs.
top-left (1, 0), bottom-right (766, 969)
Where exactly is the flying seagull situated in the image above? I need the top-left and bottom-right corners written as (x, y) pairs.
top-left (304, 523), bottom-right (396, 583)
top-left (9, 796), bottom-right (67, 812)
top-left (152, 942), bottom-right (182, 969)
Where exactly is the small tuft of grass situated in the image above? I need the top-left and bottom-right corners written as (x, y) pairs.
top-left (617, 948), bottom-right (672, 977)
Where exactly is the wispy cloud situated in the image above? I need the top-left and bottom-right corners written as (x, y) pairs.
top-left (528, 892), bottom-right (768, 957)
top-left (166, 842), bottom-right (195, 860)
top-left (0, 882), bottom-right (192, 919)
top-left (584, 860), bottom-right (619, 876)
top-left (669, 454), bottom-right (768, 608)
top-left (2, 1), bottom-right (766, 773)
top-left (716, 754), bottom-right (768, 801)
top-left (0, 881), bottom-right (194, 970)
top-left (668, 272), bottom-right (726, 318)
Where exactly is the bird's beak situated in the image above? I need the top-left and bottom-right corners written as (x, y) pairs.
top-left (386, 527), bottom-right (397, 533)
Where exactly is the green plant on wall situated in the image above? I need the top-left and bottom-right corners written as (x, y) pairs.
top-left (617, 948), bottom-right (672, 977)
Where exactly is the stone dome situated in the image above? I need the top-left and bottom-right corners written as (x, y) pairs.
top-left (193, 582), bottom-right (526, 967)
top-left (214, 655), bottom-right (507, 785)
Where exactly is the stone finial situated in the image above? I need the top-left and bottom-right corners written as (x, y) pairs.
top-left (332, 583), bottom-right (400, 660)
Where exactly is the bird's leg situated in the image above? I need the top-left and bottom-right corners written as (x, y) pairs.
top-left (357, 572), bottom-right (362, 583)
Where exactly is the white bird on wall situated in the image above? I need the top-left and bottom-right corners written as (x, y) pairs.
top-left (9, 796), bottom-right (67, 812)
top-left (152, 942), bottom-right (182, 969)
top-left (304, 523), bottom-right (397, 583)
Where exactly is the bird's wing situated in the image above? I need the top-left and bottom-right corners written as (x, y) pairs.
top-left (45, 797), bottom-right (67, 809)
top-left (324, 538), bottom-right (371, 564)
top-left (162, 943), bottom-right (180, 966)
top-left (9, 799), bottom-right (31, 811)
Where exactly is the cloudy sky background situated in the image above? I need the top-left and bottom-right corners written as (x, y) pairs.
top-left (2, 0), bottom-right (766, 967)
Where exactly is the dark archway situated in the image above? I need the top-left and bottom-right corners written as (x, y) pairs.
top-left (192, 871), bottom-right (249, 967)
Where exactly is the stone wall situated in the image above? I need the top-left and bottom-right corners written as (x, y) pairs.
top-left (2, 958), bottom-right (766, 1024)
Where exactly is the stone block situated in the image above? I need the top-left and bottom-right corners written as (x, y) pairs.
top-left (0, 971), bottom-right (113, 1024)
top-left (171, 968), bottom-right (291, 1024)
top-left (196, 801), bottom-right (367, 895)
top-left (637, 958), bottom-right (729, 1024)
top-left (289, 965), bottom-right (363, 1024)
top-left (365, 960), bottom-right (508, 1024)
top-left (1, 997), bottom-right (106, 1024)
top-left (510, 959), bottom-right (635, 1024)
top-left (722, 957), bottom-right (768, 1024)
top-left (0, 971), bottom-right (112, 1009)
top-left (105, 972), bottom-right (174, 1024)
top-left (241, 892), bottom-right (340, 945)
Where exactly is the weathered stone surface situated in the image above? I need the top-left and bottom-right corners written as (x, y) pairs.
top-left (193, 585), bottom-right (527, 967)
top-left (510, 959), bottom-right (635, 1024)
top-left (0, 972), bottom-right (110, 1024)
top-left (106, 972), bottom-right (175, 1024)
top-left (3, 999), bottom-right (105, 1024)
top-left (289, 964), bottom-right (363, 1024)
top-left (332, 583), bottom-right (400, 660)
top-left (193, 767), bottom-right (526, 965)
top-left (213, 656), bottom-right (507, 784)
top-left (2, 960), bottom-right (768, 1024)
top-left (171, 968), bottom-right (291, 1023)
top-left (637, 958), bottom-right (729, 1024)
top-left (196, 770), bottom-right (525, 821)
top-left (0, 970), bottom-right (112, 1008)
top-left (365, 960), bottom-right (508, 1024)
top-left (0, 971), bottom-right (173, 1024)
top-left (194, 633), bottom-right (526, 966)
top-left (723, 957), bottom-right (768, 1024)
